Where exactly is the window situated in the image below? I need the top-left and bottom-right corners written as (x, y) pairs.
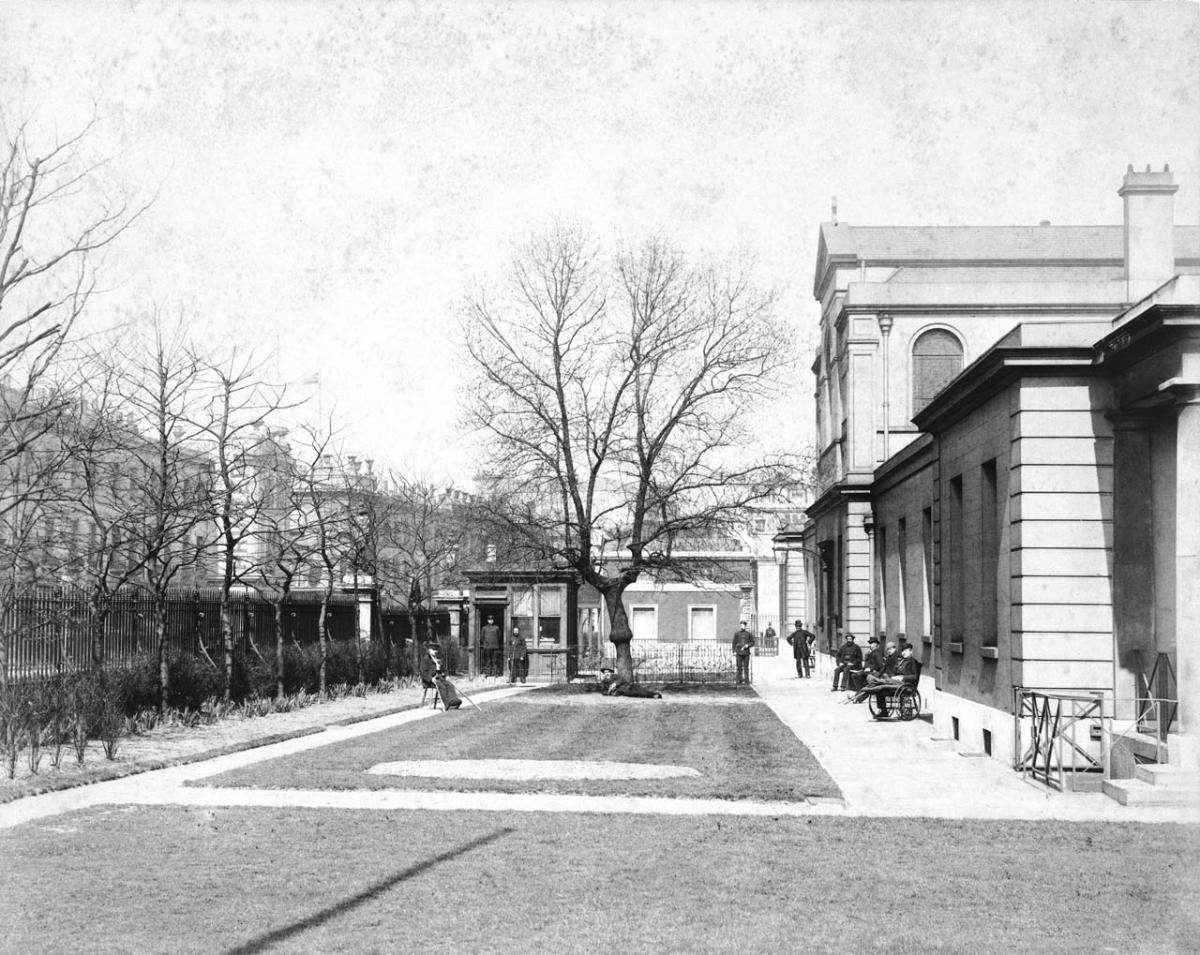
top-left (876, 525), bottom-right (887, 634)
top-left (896, 517), bottom-right (908, 636)
top-left (981, 459), bottom-right (999, 647)
top-left (912, 329), bottom-right (964, 416)
top-left (688, 606), bottom-right (717, 642)
top-left (921, 508), bottom-right (933, 638)
top-left (630, 606), bottom-right (657, 641)
top-left (948, 475), bottom-right (964, 640)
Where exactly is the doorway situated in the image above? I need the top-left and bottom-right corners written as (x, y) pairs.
top-left (476, 605), bottom-right (507, 677)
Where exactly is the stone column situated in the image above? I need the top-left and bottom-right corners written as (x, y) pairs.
top-left (1171, 389), bottom-right (1200, 767)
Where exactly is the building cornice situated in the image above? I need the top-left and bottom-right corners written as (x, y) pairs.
top-left (912, 345), bottom-right (1096, 432)
top-left (805, 480), bottom-right (872, 521)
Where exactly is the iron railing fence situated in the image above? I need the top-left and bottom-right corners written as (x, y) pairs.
top-left (1, 587), bottom-right (448, 683)
top-left (746, 614), bottom-right (781, 655)
top-left (586, 639), bottom-right (742, 684)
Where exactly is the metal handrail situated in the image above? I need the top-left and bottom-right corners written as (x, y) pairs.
top-left (1013, 687), bottom-right (1180, 788)
top-left (1012, 687), bottom-right (1104, 790)
top-left (1134, 650), bottom-right (1177, 735)
top-left (1101, 695), bottom-right (1176, 771)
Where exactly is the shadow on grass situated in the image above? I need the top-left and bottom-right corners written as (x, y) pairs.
top-left (222, 827), bottom-right (514, 954)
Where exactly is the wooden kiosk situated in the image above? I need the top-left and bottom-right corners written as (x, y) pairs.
top-left (463, 568), bottom-right (580, 682)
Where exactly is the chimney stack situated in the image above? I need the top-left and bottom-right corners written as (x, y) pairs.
top-left (1119, 164), bottom-right (1177, 301)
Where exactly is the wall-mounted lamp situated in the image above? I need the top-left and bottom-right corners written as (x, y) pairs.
top-left (862, 513), bottom-right (875, 536)
top-left (771, 538), bottom-right (789, 566)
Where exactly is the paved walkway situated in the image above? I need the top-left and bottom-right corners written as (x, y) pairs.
top-left (1, 657), bottom-right (1196, 829)
top-left (753, 652), bottom-right (1198, 822)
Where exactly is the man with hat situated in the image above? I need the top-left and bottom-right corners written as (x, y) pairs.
top-left (863, 636), bottom-right (886, 680)
top-left (731, 621), bottom-right (755, 685)
top-left (480, 615), bottom-right (502, 676)
top-left (880, 640), bottom-right (900, 677)
top-left (831, 632), bottom-right (863, 692)
top-left (786, 619), bottom-right (815, 678)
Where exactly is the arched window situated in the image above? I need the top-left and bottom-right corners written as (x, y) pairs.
top-left (911, 329), bottom-right (964, 416)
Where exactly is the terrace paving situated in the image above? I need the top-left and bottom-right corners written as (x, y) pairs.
top-left (0, 654), bottom-right (1196, 830)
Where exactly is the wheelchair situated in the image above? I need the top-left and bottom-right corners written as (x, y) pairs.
top-left (866, 682), bottom-right (922, 721)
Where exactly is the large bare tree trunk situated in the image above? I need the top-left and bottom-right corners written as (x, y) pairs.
top-left (602, 585), bottom-right (635, 682)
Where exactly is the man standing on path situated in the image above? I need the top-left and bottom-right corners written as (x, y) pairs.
top-left (732, 621), bottom-right (755, 685)
top-left (480, 616), bottom-right (502, 676)
top-left (832, 632), bottom-right (863, 691)
top-left (786, 619), bottom-right (814, 678)
top-left (507, 624), bottom-right (528, 684)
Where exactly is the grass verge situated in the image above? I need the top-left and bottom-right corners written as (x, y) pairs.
top-left (1, 806), bottom-right (1195, 954)
top-left (201, 691), bottom-right (839, 801)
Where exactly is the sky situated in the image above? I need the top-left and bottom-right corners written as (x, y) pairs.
top-left (2, 1), bottom-right (1197, 484)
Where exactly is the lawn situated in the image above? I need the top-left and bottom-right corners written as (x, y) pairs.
top-left (199, 687), bottom-right (840, 801)
top-left (1, 806), bottom-right (1196, 954)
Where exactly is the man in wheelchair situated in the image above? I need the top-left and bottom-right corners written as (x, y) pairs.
top-left (849, 644), bottom-right (920, 710)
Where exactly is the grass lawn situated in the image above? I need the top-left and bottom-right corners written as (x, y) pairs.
top-left (1, 806), bottom-right (1196, 954)
top-left (199, 687), bottom-right (840, 801)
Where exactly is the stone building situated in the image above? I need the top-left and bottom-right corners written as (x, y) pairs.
top-left (784, 167), bottom-right (1199, 794)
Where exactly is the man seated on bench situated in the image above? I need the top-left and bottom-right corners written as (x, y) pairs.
top-left (851, 644), bottom-right (920, 704)
top-left (846, 636), bottom-right (885, 700)
top-left (598, 667), bottom-right (663, 700)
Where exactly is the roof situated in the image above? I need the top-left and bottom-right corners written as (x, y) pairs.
top-left (815, 222), bottom-right (1200, 297)
top-left (820, 223), bottom-right (1200, 263)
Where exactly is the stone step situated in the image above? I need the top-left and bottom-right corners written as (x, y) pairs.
top-left (1134, 763), bottom-right (1200, 787)
top-left (1102, 777), bottom-right (1198, 807)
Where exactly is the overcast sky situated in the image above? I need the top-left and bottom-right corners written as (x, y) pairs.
top-left (2, 1), bottom-right (1197, 483)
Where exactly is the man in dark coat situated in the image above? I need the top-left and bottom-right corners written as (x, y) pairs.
top-left (732, 621), bottom-right (755, 685)
top-left (420, 645), bottom-right (462, 709)
top-left (880, 641), bottom-right (899, 677)
top-left (863, 637), bottom-right (885, 677)
top-left (786, 619), bottom-right (814, 678)
top-left (831, 632), bottom-right (863, 691)
top-left (480, 615), bottom-right (502, 676)
top-left (418, 641), bottom-right (438, 699)
top-left (507, 625), bottom-right (528, 684)
top-left (598, 667), bottom-right (662, 699)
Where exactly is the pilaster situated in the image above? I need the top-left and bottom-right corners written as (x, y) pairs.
top-left (1107, 410), bottom-right (1157, 721)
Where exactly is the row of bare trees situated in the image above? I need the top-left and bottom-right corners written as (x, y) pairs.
top-left (0, 118), bottom-right (473, 705)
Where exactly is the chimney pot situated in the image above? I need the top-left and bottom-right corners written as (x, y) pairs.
top-left (1119, 165), bottom-right (1178, 301)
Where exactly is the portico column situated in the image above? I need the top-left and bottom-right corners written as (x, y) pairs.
top-left (1171, 388), bottom-right (1200, 767)
top-left (1107, 411), bottom-right (1156, 722)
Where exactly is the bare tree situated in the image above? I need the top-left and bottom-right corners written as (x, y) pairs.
top-left (0, 116), bottom-right (144, 686)
top-left (194, 349), bottom-right (297, 698)
top-left (465, 228), bottom-right (808, 681)
top-left (113, 317), bottom-right (214, 710)
top-left (376, 475), bottom-right (468, 667)
top-left (293, 421), bottom-right (349, 696)
top-left (57, 353), bottom-right (152, 669)
top-left (248, 431), bottom-right (318, 699)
